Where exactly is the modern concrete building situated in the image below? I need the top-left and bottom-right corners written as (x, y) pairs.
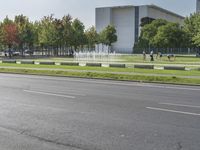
top-left (197, 0), bottom-right (200, 12)
top-left (95, 5), bottom-right (185, 53)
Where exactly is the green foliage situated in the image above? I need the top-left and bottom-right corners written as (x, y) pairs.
top-left (85, 26), bottom-right (98, 50)
top-left (99, 25), bottom-right (117, 46)
top-left (183, 13), bottom-right (200, 47)
top-left (153, 22), bottom-right (189, 48)
top-left (136, 19), bottom-right (190, 49)
top-left (136, 19), bottom-right (168, 48)
top-left (71, 18), bottom-right (86, 51)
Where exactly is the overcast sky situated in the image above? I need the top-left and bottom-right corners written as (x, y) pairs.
top-left (0, 0), bottom-right (196, 28)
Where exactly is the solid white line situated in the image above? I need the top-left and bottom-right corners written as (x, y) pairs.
top-left (24, 90), bottom-right (75, 99)
top-left (160, 103), bottom-right (200, 108)
top-left (146, 107), bottom-right (200, 116)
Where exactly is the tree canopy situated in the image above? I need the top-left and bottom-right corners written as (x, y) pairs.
top-left (0, 14), bottom-right (117, 56)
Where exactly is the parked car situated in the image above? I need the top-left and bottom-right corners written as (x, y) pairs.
top-left (24, 49), bottom-right (34, 55)
top-left (12, 51), bottom-right (20, 56)
top-left (4, 50), bottom-right (20, 57)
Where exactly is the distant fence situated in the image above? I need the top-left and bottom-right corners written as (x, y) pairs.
top-left (133, 48), bottom-right (200, 54)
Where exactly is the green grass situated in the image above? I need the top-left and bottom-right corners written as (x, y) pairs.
top-left (1, 55), bottom-right (200, 85)
top-left (0, 63), bottom-right (200, 77)
top-left (118, 55), bottom-right (200, 64)
top-left (0, 67), bottom-right (200, 85)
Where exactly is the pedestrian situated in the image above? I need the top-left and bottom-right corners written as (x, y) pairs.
top-left (167, 54), bottom-right (175, 61)
top-left (150, 50), bottom-right (154, 61)
top-left (160, 52), bottom-right (163, 59)
top-left (143, 51), bottom-right (146, 61)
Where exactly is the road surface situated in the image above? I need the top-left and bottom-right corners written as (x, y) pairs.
top-left (0, 73), bottom-right (200, 150)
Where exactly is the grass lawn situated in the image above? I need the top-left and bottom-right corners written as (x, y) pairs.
top-left (0, 54), bottom-right (200, 85)
top-left (0, 63), bottom-right (200, 77)
top-left (118, 55), bottom-right (200, 65)
top-left (0, 67), bottom-right (200, 85)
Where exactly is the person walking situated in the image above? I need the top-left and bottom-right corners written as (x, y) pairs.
top-left (150, 50), bottom-right (154, 61)
top-left (143, 51), bottom-right (146, 61)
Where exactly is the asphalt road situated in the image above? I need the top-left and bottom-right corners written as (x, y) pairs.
top-left (0, 74), bottom-right (200, 150)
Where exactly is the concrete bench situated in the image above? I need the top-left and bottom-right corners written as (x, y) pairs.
top-left (2, 60), bottom-right (17, 64)
top-left (21, 61), bottom-right (35, 64)
top-left (39, 62), bottom-right (55, 65)
top-left (60, 62), bottom-right (79, 66)
top-left (86, 63), bottom-right (102, 67)
top-left (164, 66), bottom-right (185, 71)
top-left (134, 65), bottom-right (154, 69)
top-left (109, 64), bottom-right (126, 68)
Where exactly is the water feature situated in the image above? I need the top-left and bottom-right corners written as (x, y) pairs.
top-left (74, 47), bottom-right (120, 62)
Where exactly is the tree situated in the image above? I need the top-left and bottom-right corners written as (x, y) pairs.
top-left (71, 18), bottom-right (85, 51)
top-left (153, 22), bottom-right (189, 48)
top-left (62, 15), bottom-right (73, 53)
top-left (2, 17), bottom-right (19, 50)
top-left (38, 15), bottom-right (56, 55)
top-left (85, 26), bottom-right (98, 51)
top-left (183, 13), bottom-right (200, 47)
top-left (138, 19), bottom-right (168, 48)
top-left (14, 15), bottom-right (35, 55)
top-left (99, 25), bottom-right (117, 52)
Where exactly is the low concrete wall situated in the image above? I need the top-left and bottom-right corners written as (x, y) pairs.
top-left (21, 61), bottom-right (35, 64)
top-left (134, 65), bottom-right (154, 69)
top-left (164, 66), bottom-right (185, 71)
top-left (39, 62), bottom-right (55, 65)
top-left (2, 60), bottom-right (17, 64)
top-left (109, 64), bottom-right (126, 68)
top-left (86, 63), bottom-right (102, 67)
top-left (60, 62), bottom-right (79, 66)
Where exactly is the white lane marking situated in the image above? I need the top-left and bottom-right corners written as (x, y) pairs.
top-left (146, 107), bottom-right (200, 116)
top-left (24, 90), bottom-right (75, 99)
top-left (160, 103), bottom-right (200, 108)
top-left (31, 89), bottom-right (86, 96)
top-left (1, 74), bottom-right (200, 91)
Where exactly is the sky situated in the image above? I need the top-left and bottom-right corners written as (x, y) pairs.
top-left (0, 0), bottom-right (197, 28)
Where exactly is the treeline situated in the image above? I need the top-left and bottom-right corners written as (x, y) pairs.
top-left (134, 13), bottom-right (200, 53)
top-left (0, 14), bottom-right (117, 56)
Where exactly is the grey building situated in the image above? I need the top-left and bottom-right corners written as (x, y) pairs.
top-left (95, 5), bottom-right (185, 53)
top-left (197, 0), bottom-right (200, 12)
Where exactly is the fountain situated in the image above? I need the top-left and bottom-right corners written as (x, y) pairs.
top-left (74, 45), bottom-right (119, 62)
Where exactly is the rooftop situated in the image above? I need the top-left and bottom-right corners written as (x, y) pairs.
top-left (96, 4), bottom-right (185, 19)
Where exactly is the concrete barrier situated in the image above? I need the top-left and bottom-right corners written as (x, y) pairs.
top-left (2, 60), bottom-right (17, 64)
top-left (109, 64), bottom-right (126, 68)
top-left (60, 62), bottom-right (79, 66)
top-left (134, 65), bottom-right (154, 69)
top-left (164, 66), bottom-right (185, 71)
top-left (86, 63), bottom-right (102, 67)
top-left (39, 62), bottom-right (55, 65)
top-left (21, 61), bottom-right (35, 64)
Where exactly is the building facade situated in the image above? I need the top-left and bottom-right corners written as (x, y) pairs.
top-left (95, 5), bottom-right (185, 53)
top-left (197, 0), bottom-right (200, 13)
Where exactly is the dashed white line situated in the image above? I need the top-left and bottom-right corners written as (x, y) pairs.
top-left (24, 90), bottom-right (75, 99)
top-left (160, 103), bottom-right (200, 108)
top-left (146, 107), bottom-right (200, 116)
